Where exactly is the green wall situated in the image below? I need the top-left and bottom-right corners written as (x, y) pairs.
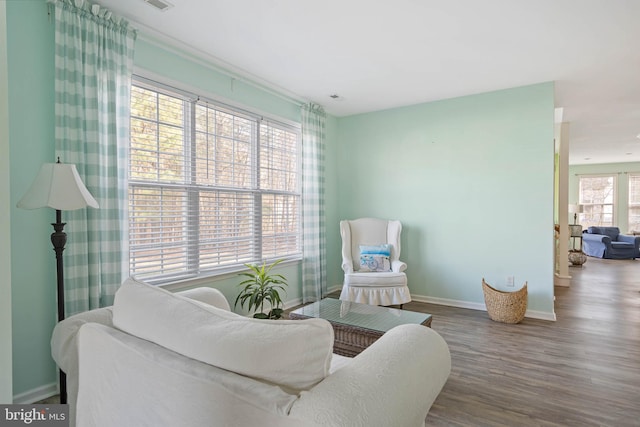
top-left (1, 0), bottom-right (14, 404)
top-left (324, 114), bottom-right (342, 290)
top-left (569, 162), bottom-right (640, 233)
top-left (134, 37), bottom-right (301, 124)
top-left (8, 0), bottom-right (58, 400)
top-left (336, 83), bottom-right (556, 315)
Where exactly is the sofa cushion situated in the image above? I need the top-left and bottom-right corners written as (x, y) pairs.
top-left (112, 277), bottom-right (334, 391)
top-left (587, 226), bottom-right (602, 234)
top-left (601, 227), bottom-right (620, 240)
top-left (588, 226), bottom-right (621, 240)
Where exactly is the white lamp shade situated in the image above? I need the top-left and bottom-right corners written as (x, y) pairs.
top-left (17, 163), bottom-right (99, 210)
top-left (568, 204), bottom-right (584, 214)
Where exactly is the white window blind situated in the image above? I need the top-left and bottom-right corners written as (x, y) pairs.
top-left (129, 80), bottom-right (301, 283)
top-left (578, 175), bottom-right (616, 229)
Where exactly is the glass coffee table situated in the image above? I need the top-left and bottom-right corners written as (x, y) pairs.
top-left (288, 298), bottom-right (432, 357)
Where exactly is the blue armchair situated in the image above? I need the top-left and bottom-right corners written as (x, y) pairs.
top-left (582, 226), bottom-right (640, 259)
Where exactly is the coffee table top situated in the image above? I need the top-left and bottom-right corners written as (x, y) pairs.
top-left (289, 298), bottom-right (432, 333)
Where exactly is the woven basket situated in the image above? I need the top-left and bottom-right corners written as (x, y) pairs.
top-left (482, 278), bottom-right (528, 324)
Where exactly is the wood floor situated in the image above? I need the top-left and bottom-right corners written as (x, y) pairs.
top-left (394, 258), bottom-right (640, 427)
top-left (43, 258), bottom-right (639, 426)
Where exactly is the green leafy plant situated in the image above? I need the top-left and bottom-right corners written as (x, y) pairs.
top-left (234, 259), bottom-right (288, 319)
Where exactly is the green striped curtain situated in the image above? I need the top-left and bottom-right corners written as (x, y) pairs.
top-left (301, 103), bottom-right (327, 302)
top-left (51, 0), bottom-right (136, 315)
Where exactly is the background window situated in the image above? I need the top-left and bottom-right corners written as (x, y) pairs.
top-left (628, 174), bottom-right (640, 232)
top-left (129, 80), bottom-right (301, 283)
top-left (578, 175), bottom-right (616, 229)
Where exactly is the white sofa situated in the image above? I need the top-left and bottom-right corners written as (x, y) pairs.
top-left (52, 277), bottom-right (451, 427)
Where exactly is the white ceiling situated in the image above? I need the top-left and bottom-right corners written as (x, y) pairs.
top-left (98, 0), bottom-right (640, 165)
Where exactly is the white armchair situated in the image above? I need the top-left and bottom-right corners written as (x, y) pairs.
top-left (339, 218), bottom-right (411, 306)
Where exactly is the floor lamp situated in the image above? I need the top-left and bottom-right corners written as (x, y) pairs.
top-left (17, 159), bottom-right (99, 404)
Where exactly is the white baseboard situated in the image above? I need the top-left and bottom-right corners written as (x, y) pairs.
top-left (13, 382), bottom-right (58, 404)
top-left (411, 294), bottom-right (557, 322)
top-left (283, 297), bottom-right (302, 310)
top-left (554, 273), bottom-right (571, 287)
top-left (525, 309), bottom-right (556, 322)
top-left (326, 284), bottom-right (341, 294)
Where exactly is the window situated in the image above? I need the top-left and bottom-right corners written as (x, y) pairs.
top-left (129, 79), bottom-right (301, 283)
top-left (578, 175), bottom-right (616, 229)
top-left (629, 174), bottom-right (640, 232)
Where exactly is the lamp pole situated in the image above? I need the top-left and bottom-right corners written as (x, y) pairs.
top-left (51, 208), bottom-right (67, 404)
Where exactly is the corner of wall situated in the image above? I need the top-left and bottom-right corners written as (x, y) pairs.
top-left (0, 0), bottom-right (14, 404)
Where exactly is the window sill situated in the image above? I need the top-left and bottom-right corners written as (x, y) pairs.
top-left (157, 257), bottom-right (302, 292)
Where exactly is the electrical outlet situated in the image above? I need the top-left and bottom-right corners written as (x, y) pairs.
top-left (506, 276), bottom-right (515, 287)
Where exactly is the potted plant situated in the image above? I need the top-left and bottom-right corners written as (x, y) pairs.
top-left (234, 259), bottom-right (288, 319)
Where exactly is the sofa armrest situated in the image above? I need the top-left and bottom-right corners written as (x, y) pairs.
top-left (391, 259), bottom-right (407, 273)
top-left (341, 260), bottom-right (354, 274)
top-left (51, 307), bottom-right (114, 377)
top-left (583, 233), bottom-right (611, 245)
top-left (340, 220), bottom-right (355, 274)
top-left (51, 285), bottom-right (230, 427)
top-left (290, 324), bottom-right (451, 427)
top-left (51, 306), bottom-right (114, 427)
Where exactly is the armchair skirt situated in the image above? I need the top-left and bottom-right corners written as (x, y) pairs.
top-left (340, 285), bottom-right (411, 306)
